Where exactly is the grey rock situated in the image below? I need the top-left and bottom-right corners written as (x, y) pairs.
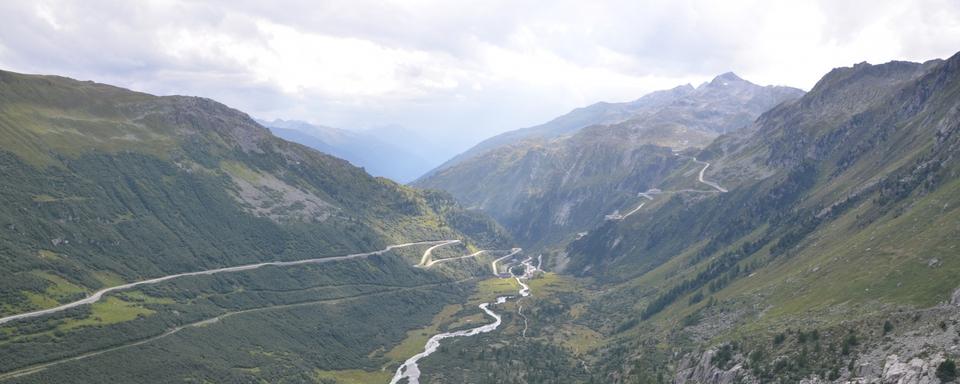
top-left (879, 354), bottom-right (944, 384)
top-left (674, 349), bottom-right (756, 384)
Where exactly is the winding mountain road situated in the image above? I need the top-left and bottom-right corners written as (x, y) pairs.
top-left (2, 224), bottom-right (540, 384)
top-left (0, 280), bottom-right (474, 381)
top-left (416, 240), bottom-right (461, 266)
top-left (490, 248), bottom-right (523, 276)
top-left (417, 241), bottom-right (524, 269)
top-left (605, 155), bottom-right (727, 223)
top-left (422, 250), bottom-right (488, 267)
top-left (691, 158), bottom-right (728, 193)
top-left (0, 240), bottom-right (455, 326)
top-left (679, 155), bottom-right (727, 193)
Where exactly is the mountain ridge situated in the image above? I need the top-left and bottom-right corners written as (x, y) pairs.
top-left (2, 49), bottom-right (960, 384)
top-left (417, 73), bottom-right (802, 181)
top-left (0, 67), bottom-right (510, 314)
top-left (415, 73), bottom-right (804, 248)
top-left (550, 53), bottom-right (960, 382)
top-left (0, 67), bottom-right (519, 382)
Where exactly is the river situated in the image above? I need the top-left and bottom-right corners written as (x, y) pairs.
top-left (389, 254), bottom-right (536, 384)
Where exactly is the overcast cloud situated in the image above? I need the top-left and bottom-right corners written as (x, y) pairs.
top-left (1, 0), bottom-right (958, 158)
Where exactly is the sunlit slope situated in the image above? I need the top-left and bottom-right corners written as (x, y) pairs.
top-left (567, 54), bottom-right (960, 330)
top-left (0, 69), bottom-right (509, 317)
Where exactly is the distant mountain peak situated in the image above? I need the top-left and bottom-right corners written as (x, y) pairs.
top-left (708, 72), bottom-right (748, 87)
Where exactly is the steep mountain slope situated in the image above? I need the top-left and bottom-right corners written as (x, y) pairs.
top-left (547, 54), bottom-right (960, 382)
top-left (418, 131), bottom-right (682, 249)
top-left (395, 54), bottom-right (960, 384)
top-left (262, 119), bottom-right (434, 183)
top-left (422, 73), bottom-right (803, 178)
top-left (0, 70), bottom-right (511, 382)
top-left (416, 74), bottom-right (803, 248)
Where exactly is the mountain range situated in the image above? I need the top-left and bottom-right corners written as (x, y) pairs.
top-left (0, 69), bottom-right (509, 382)
top-left (415, 73), bottom-right (804, 248)
top-left (420, 72), bottom-right (804, 179)
top-left (410, 54), bottom-right (960, 383)
top-left (0, 50), bottom-right (959, 384)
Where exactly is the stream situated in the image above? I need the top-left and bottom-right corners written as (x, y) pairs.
top-left (389, 253), bottom-right (536, 384)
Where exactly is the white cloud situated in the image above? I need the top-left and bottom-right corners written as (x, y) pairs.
top-left (34, 3), bottom-right (63, 31)
top-left (0, 0), bottom-right (958, 161)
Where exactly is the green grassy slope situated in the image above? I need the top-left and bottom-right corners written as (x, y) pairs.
top-left (548, 53), bottom-right (960, 381)
top-left (408, 53), bottom-right (960, 384)
top-left (0, 69), bottom-right (512, 382)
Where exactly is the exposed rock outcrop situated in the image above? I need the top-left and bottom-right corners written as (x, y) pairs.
top-left (875, 354), bottom-right (945, 384)
top-left (674, 349), bottom-right (756, 384)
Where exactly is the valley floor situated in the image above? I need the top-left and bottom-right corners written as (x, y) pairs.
top-left (0, 241), bottom-right (530, 383)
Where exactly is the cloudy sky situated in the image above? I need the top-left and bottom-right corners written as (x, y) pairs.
top-left (1, 0), bottom-right (958, 159)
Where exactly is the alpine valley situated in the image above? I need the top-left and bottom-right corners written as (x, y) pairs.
top-left (0, 48), bottom-right (959, 384)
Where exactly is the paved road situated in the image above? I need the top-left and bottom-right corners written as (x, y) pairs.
top-left (0, 240), bottom-right (455, 326)
top-left (416, 240), bottom-right (461, 266)
top-left (0, 280), bottom-right (473, 381)
top-left (490, 248), bottom-right (523, 276)
top-left (2, 239), bottom-right (534, 382)
top-left (418, 242), bottom-right (525, 269)
top-left (607, 202), bottom-right (647, 221)
top-left (678, 155), bottom-right (727, 193)
top-left (606, 156), bottom-right (728, 222)
top-left (422, 250), bottom-right (487, 267)
top-left (693, 159), bottom-right (728, 192)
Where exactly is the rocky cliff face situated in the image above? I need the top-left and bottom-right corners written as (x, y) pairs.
top-left (673, 349), bottom-right (755, 384)
top-left (676, 351), bottom-right (951, 384)
top-left (676, 304), bottom-right (959, 384)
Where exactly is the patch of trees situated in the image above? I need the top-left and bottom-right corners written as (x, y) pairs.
top-left (419, 334), bottom-right (589, 384)
top-left (938, 359), bottom-right (957, 383)
top-left (0, 255), bottom-right (473, 382)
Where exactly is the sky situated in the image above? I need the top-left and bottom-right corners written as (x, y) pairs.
top-left (1, 0), bottom-right (959, 160)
